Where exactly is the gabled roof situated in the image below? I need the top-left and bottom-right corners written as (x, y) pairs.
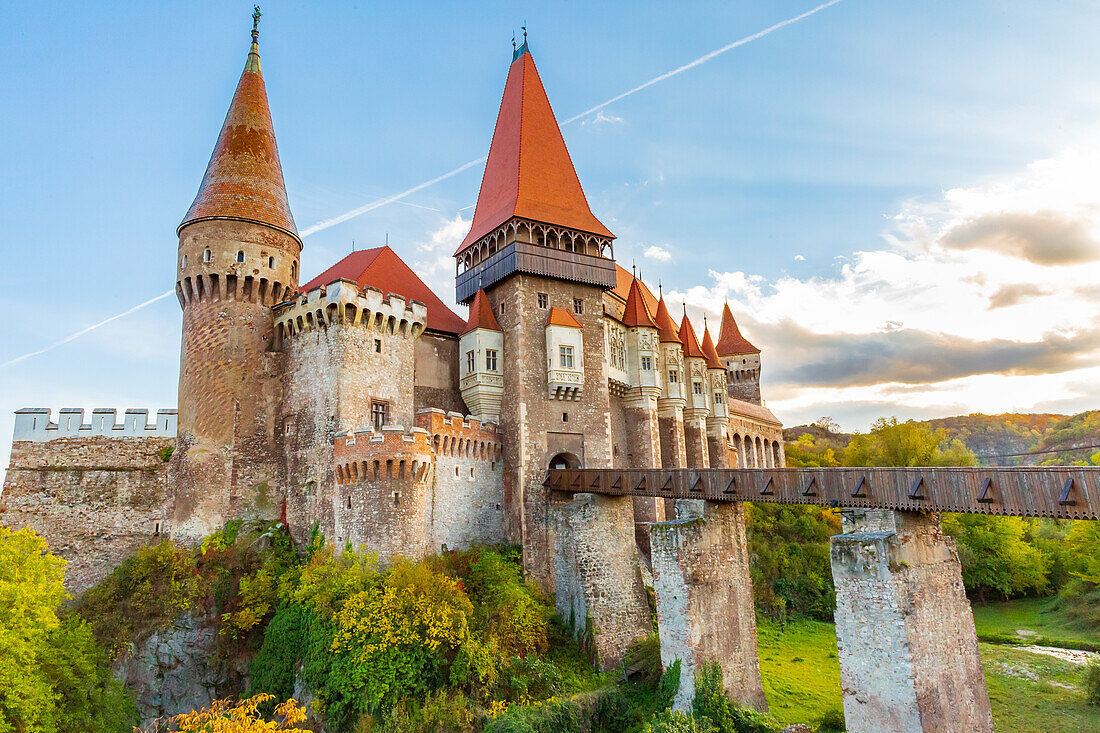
top-left (654, 296), bottom-right (681, 344)
top-left (715, 302), bottom-right (760, 356)
top-left (700, 326), bottom-right (723, 370)
top-left (299, 246), bottom-right (466, 334)
top-left (610, 265), bottom-right (659, 315)
top-left (457, 44), bottom-right (613, 254)
top-left (621, 277), bottom-right (657, 329)
top-left (463, 289), bottom-right (502, 335)
top-left (679, 313), bottom-right (705, 359)
top-left (546, 306), bottom-right (582, 328)
top-left (180, 33), bottom-right (298, 240)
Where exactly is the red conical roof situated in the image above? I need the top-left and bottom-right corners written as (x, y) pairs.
top-left (622, 277), bottom-right (657, 329)
top-left (679, 313), bottom-right (705, 359)
top-left (180, 33), bottom-right (298, 240)
top-left (701, 326), bottom-right (723, 370)
top-left (463, 289), bottom-right (502, 335)
top-left (715, 303), bottom-right (760, 356)
top-left (456, 45), bottom-right (613, 254)
top-left (654, 296), bottom-right (681, 344)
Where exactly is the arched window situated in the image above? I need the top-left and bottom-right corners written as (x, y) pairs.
top-left (181, 255), bottom-right (187, 268)
top-left (268, 256), bottom-right (275, 268)
top-left (237, 251), bottom-right (245, 263)
top-left (203, 249), bottom-right (212, 263)
top-left (291, 261), bottom-right (297, 279)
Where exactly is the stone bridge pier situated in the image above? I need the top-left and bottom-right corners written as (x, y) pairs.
top-left (831, 509), bottom-right (993, 733)
top-left (649, 499), bottom-right (767, 712)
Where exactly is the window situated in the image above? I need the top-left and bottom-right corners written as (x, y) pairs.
top-left (467, 350), bottom-right (475, 373)
top-left (641, 356), bottom-right (652, 371)
top-left (485, 349), bottom-right (498, 371)
top-left (562, 412), bottom-right (569, 422)
top-left (714, 392), bottom-right (724, 405)
top-left (669, 369), bottom-right (679, 384)
top-left (203, 249), bottom-right (212, 263)
top-left (236, 251), bottom-right (245, 263)
top-left (268, 256), bottom-right (275, 268)
top-left (371, 401), bottom-right (389, 430)
top-left (374, 339), bottom-right (382, 353)
top-left (500, 302), bottom-right (506, 315)
top-left (573, 298), bottom-right (583, 314)
top-left (559, 345), bottom-right (574, 369)
top-left (291, 261), bottom-right (297, 279)
top-left (693, 381), bottom-right (704, 395)
top-left (538, 293), bottom-right (548, 309)
top-left (181, 255), bottom-right (187, 268)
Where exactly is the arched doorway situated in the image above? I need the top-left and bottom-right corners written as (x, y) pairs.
top-left (548, 452), bottom-right (581, 470)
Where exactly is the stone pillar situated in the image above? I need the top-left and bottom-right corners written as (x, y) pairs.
top-left (683, 408), bottom-right (710, 470)
top-left (650, 500), bottom-right (767, 712)
top-left (831, 510), bottom-right (992, 733)
top-left (626, 390), bottom-right (666, 558)
top-left (706, 416), bottom-right (732, 468)
top-left (555, 493), bottom-right (652, 671)
top-left (657, 400), bottom-right (687, 518)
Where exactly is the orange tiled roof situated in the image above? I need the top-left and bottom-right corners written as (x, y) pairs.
top-left (679, 313), bottom-right (705, 359)
top-left (546, 306), bottom-right (582, 328)
top-left (654, 296), bottom-right (681, 344)
top-left (611, 265), bottom-right (659, 315)
top-left (621, 277), bottom-right (657, 329)
top-left (180, 36), bottom-right (298, 239)
top-left (299, 246), bottom-right (466, 334)
top-left (700, 326), bottom-right (723, 370)
top-left (715, 302), bottom-right (760, 356)
top-left (463, 289), bottom-right (502, 334)
top-left (456, 45), bottom-right (613, 254)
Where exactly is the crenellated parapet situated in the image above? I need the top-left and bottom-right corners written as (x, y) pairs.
top-left (416, 409), bottom-right (502, 461)
top-left (334, 425), bottom-right (433, 485)
top-left (13, 408), bottom-right (177, 442)
top-left (274, 279), bottom-right (428, 346)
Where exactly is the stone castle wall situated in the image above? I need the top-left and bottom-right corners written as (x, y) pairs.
top-left (2, 429), bottom-right (173, 592)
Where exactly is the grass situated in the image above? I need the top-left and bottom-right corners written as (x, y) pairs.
top-left (756, 616), bottom-right (1100, 732)
top-left (971, 597), bottom-right (1100, 647)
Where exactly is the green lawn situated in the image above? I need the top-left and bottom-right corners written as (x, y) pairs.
top-left (756, 617), bottom-right (1100, 732)
top-left (971, 597), bottom-right (1100, 647)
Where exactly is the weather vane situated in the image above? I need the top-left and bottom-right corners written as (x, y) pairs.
top-left (522, 21), bottom-right (528, 43)
top-left (252, 5), bottom-right (262, 40)
top-left (512, 32), bottom-right (516, 51)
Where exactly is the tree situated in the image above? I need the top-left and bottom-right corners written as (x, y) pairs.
top-left (141, 695), bottom-right (308, 732)
top-left (843, 417), bottom-right (978, 468)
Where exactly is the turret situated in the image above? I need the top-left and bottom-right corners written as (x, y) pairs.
top-left (716, 302), bottom-right (762, 405)
top-left (654, 295), bottom-right (685, 406)
top-left (678, 312), bottom-right (711, 468)
top-left (621, 277), bottom-right (660, 399)
top-left (171, 11), bottom-right (299, 539)
top-left (459, 290), bottom-right (504, 419)
top-left (701, 324), bottom-right (727, 421)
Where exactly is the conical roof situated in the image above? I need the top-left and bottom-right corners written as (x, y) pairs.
top-left (654, 296), bottom-right (681, 344)
top-left (679, 313), bottom-right (705, 359)
top-left (701, 326), bottom-right (723, 370)
top-left (456, 43), bottom-right (613, 254)
top-left (463, 289), bottom-right (502, 335)
top-left (180, 30), bottom-right (298, 240)
top-left (622, 277), bottom-right (657, 328)
top-left (715, 303), bottom-right (760, 356)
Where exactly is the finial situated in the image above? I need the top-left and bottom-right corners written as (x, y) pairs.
top-left (512, 32), bottom-right (517, 51)
top-left (631, 260), bottom-right (636, 281)
top-left (658, 280), bottom-right (663, 297)
top-left (523, 21), bottom-right (528, 42)
top-left (252, 5), bottom-right (262, 42)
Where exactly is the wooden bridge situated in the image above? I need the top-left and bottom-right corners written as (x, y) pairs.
top-left (545, 466), bottom-right (1100, 520)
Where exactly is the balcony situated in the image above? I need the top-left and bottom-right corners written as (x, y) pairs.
top-left (456, 241), bottom-right (617, 304)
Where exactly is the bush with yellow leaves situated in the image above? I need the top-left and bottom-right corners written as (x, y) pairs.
top-left (138, 694), bottom-right (308, 732)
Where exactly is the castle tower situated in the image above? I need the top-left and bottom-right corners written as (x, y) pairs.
top-left (455, 40), bottom-right (617, 589)
top-left (654, 295), bottom-right (687, 470)
top-left (716, 302), bottom-right (761, 405)
top-left (678, 313), bottom-right (710, 469)
top-left (171, 14), bottom-right (300, 539)
top-left (701, 324), bottom-right (732, 468)
top-left (459, 289), bottom-right (505, 421)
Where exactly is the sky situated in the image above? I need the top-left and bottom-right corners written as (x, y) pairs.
top-left (4, 0), bottom-right (1100, 477)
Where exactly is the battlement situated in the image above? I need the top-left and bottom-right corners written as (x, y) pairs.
top-left (12, 408), bottom-right (177, 442)
top-left (334, 425), bottom-right (433, 485)
top-left (416, 409), bottom-right (502, 461)
top-left (274, 278), bottom-right (428, 342)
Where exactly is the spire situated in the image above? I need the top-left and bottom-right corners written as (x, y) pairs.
top-left (654, 295), bottom-right (681, 344)
top-left (715, 302), bottom-right (760, 356)
top-left (701, 325), bottom-right (723, 370)
top-left (456, 44), bottom-right (613, 253)
top-left (463, 289), bottom-right (502, 335)
top-left (179, 9), bottom-right (298, 240)
top-left (622, 276), bottom-right (657, 328)
top-left (679, 312), bottom-right (705, 359)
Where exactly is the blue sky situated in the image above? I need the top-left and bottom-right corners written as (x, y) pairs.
top-left (5, 0), bottom-right (1100, 473)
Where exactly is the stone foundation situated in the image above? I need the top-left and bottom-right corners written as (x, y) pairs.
top-left (830, 510), bottom-right (992, 733)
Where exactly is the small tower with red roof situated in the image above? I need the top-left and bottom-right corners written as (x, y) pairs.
top-left (653, 293), bottom-right (688, 468)
top-left (716, 303), bottom-right (762, 405)
top-left (171, 11), bottom-right (301, 539)
top-left (678, 311), bottom-right (711, 469)
top-left (460, 290), bottom-right (504, 419)
top-left (701, 322), bottom-right (733, 468)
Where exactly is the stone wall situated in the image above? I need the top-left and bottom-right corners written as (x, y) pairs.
top-left (415, 331), bottom-right (467, 415)
top-left (2, 435), bottom-right (172, 592)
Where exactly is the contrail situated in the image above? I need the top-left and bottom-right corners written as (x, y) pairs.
top-left (300, 0), bottom-right (844, 236)
top-left (0, 289), bottom-right (175, 369)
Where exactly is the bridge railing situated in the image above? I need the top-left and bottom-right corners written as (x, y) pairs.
top-left (545, 467), bottom-right (1099, 520)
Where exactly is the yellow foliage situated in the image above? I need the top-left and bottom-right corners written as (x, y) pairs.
top-left (140, 694), bottom-right (308, 732)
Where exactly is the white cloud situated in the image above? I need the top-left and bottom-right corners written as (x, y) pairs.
top-left (670, 128), bottom-right (1100, 427)
top-left (644, 245), bottom-right (673, 262)
top-left (794, 254), bottom-right (805, 261)
top-left (581, 110), bottom-right (624, 126)
top-left (413, 214), bottom-right (469, 312)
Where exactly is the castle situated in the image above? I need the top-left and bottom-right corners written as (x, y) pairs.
top-left (1, 23), bottom-right (783, 592)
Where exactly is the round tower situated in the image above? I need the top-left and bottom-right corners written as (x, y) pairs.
top-left (171, 13), bottom-right (300, 539)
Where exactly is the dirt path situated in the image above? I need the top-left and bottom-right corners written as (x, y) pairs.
top-left (1016, 645), bottom-right (1098, 665)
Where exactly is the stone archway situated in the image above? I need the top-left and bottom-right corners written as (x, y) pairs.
top-left (548, 452), bottom-right (582, 470)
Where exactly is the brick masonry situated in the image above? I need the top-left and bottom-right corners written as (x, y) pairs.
top-left (831, 510), bottom-right (993, 733)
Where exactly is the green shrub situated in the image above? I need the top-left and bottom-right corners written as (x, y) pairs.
top-left (692, 662), bottom-right (781, 733)
top-left (159, 444), bottom-right (174, 462)
top-left (1086, 661), bottom-right (1100, 707)
top-left (645, 709), bottom-right (718, 733)
top-left (656, 660), bottom-right (682, 711)
top-left (816, 705), bottom-right (846, 732)
top-left (624, 633), bottom-right (664, 687)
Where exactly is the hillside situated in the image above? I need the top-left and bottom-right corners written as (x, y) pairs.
top-left (786, 411), bottom-right (1100, 467)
